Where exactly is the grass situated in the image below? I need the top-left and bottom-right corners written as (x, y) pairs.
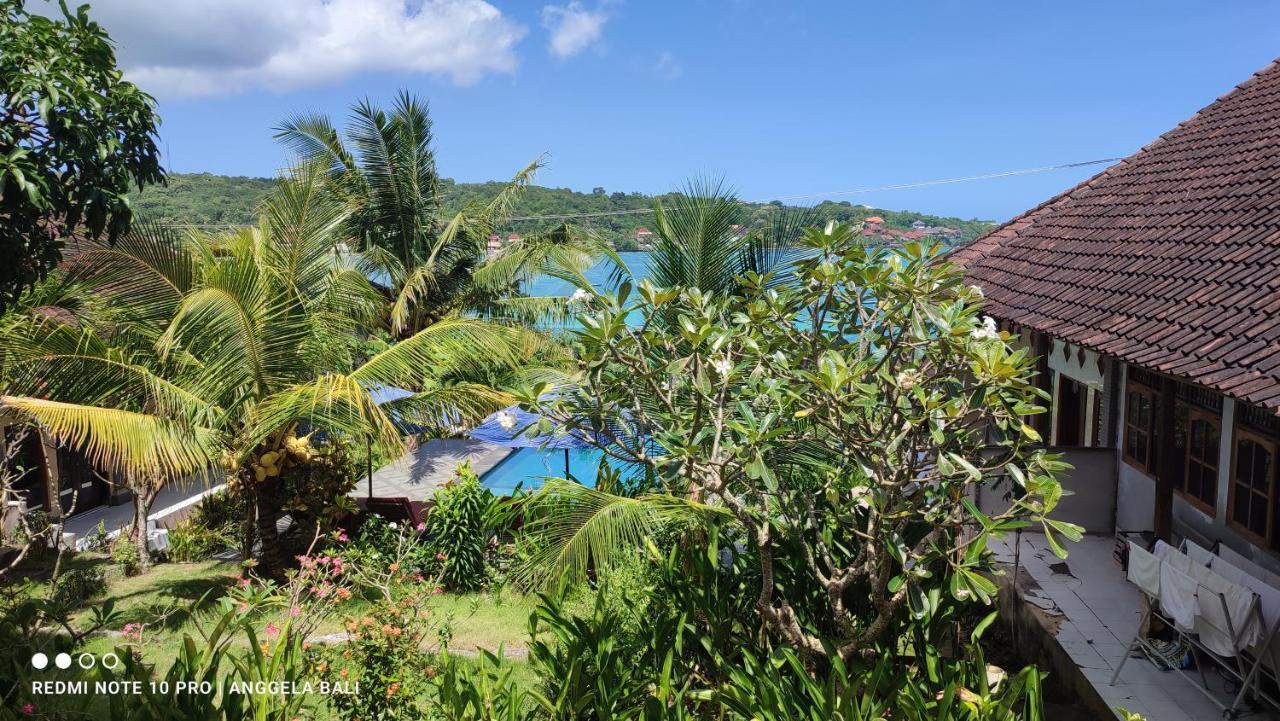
top-left (12, 549), bottom-right (543, 719)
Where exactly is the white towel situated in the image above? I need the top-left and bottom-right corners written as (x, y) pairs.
top-left (1160, 561), bottom-right (1200, 631)
top-left (1217, 544), bottom-right (1280, 590)
top-left (1163, 546), bottom-right (1194, 575)
top-left (1209, 556), bottom-right (1248, 586)
top-left (1196, 581), bottom-right (1259, 656)
top-left (1127, 541), bottom-right (1161, 598)
top-left (1212, 554), bottom-right (1280, 660)
top-left (1154, 539), bottom-right (1179, 561)
top-left (1185, 539), bottom-right (1215, 567)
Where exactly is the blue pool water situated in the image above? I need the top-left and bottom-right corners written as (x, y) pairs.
top-left (480, 447), bottom-right (608, 496)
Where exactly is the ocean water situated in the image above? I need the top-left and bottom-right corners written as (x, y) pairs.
top-left (524, 251), bottom-right (653, 297)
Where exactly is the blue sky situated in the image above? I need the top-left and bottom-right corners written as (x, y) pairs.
top-left (89, 0), bottom-right (1280, 220)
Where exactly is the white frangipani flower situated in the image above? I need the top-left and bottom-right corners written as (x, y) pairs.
top-left (496, 410), bottom-right (518, 431)
top-left (711, 357), bottom-right (733, 376)
top-left (569, 288), bottom-right (591, 304)
top-left (968, 284), bottom-right (985, 299)
top-left (970, 315), bottom-right (999, 341)
top-left (895, 369), bottom-right (920, 391)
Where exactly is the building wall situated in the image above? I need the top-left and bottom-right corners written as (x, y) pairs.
top-left (1110, 363), bottom-right (1280, 577)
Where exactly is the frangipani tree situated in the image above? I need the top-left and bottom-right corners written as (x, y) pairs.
top-left (0, 168), bottom-right (545, 574)
top-left (518, 223), bottom-right (1078, 664)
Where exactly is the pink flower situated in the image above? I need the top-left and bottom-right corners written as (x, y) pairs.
top-left (239, 603), bottom-right (250, 613)
top-left (238, 578), bottom-right (251, 588)
top-left (415, 522), bottom-right (426, 532)
top-left (290, 606), bottom-right (301, 618)
top-left (122, 623), bottom-right (142, 641)
top-left (432, 586), bottom-right (443, 595)
top-left (336, 531), bottom-right (350, 543)
top-left (435, 552), bottom-right (447, 562)
top-left (21, 703), bottom-right (35, 715)
top-left (265, 622), bottom-right (280, 637)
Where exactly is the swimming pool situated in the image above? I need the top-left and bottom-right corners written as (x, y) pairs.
top-left (479, 447), bottom-right (607, 496)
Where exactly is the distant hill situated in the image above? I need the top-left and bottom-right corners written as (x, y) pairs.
top-left (133, 173), bottom-right (995, 249)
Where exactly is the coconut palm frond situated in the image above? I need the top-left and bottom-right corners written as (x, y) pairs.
top-left (381, 382), bottom-right (514, 433)
top-left (63, 223), bottom-right (197, 329)
top-left (743, 204), bottom-right (820, 285)
top-left (262, 163), bottom-right (352, 297)
top-left (388, 263), bottom-right (440, 337)
top-left (514, 479), bottom-right (732, 589)
top-left (247, 373), bottom-right (403, 456)
top-left (0, 395), bottom-right (218, 479)
top-left (650, 177), bottom-right (745, 293)
top-left (273, 111), bottom-right (358, 176)
top-left (350, 316), bottom-right (529, 388)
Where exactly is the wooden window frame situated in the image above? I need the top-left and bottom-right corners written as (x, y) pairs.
top-left (1227, 427), bottom-right (1279, 548)
top-left (1177, 407), bottom-right (1220, 515)
top-left (1123, 382), bottom-right (1158, 474)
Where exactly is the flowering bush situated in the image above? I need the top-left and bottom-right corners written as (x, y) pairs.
top-left (322, 586), bottom-right (449, 721)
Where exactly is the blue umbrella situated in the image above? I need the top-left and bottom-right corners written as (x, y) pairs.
top-left (469, 405), bottom-right (596, 477)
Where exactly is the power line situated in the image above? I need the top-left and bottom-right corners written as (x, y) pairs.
top-left (152, 156), bottom-right (1123, 229)
top-left (498, 156), bottom-right (1124, 222)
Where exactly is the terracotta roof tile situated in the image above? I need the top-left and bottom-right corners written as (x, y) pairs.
top-left (950, 59), bottom-right (1280, 412)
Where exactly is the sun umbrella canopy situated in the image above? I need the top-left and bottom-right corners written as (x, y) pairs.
top-left (468, 405), bottom-right (595, 449)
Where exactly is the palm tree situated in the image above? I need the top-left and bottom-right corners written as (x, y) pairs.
top-left (0, 167), bottom-right (542, 575)
top-left (275, 91), bottom-right (618, 337)
top-left (643, 178), bottom-right (816, 294)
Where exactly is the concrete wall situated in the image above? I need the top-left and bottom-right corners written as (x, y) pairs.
top-left (975, 447), bottom-right (1117, 535)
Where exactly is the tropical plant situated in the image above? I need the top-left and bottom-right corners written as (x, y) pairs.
top-left (0, 166), bottom-right (543, 577)
top-left (519, 225), bottom-right (1076, 666)
top-left (641, 178), bottom-right (816, 296)
top-left (428, 461), bottom-right (497, 591)
top-left (274, 91), bottom-right (620, 336)
top-left (0, 0), bottom-right (164, 312)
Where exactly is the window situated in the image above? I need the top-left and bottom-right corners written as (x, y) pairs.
top-left (1229, 429), bottom-right (1277, 545)
top-left (1123, 383), bottom-right (1158, 473)
top-left (1179, 409), bottom-right (1220, 512)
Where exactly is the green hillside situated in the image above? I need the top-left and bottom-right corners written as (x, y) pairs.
top-left (132, 173), bottom-right (995, 248)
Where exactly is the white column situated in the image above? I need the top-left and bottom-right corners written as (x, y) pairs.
top-left (1214, 398), bottom-right (1235, 529)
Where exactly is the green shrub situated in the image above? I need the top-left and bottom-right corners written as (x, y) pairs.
top-left (427, 462), bottom-right (495, 592)
top-left (52, 566), bottom-right (106, 607)
top-left (167, 518), bottom-right (232, 562)
top-left (109, 533), bottom-right (141, 576)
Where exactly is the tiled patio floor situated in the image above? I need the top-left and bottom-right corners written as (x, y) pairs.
top-left (990, 532), bottom-right (1277, 721)
top-left (353, 438), bottom-right (512, 500)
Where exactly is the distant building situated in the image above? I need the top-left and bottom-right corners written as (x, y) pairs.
top-left (633, 228), bottom-right (655, 248)
top-left (507, 233), bottom-right (521, 243)
top-left (486, 234), bottom-right (503, 258)
top-left (864, 216), bottom-right (884, 225)
top-left (729, 224), bottom-right (746, 239)
top-left (912, 220), bottom-right (928, 230)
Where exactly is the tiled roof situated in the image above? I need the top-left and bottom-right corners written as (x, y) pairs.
top-left (951, 59), bottom-right (1280, 412)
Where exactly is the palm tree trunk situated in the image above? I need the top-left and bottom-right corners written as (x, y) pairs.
top-left (131, 484), bottom-right (155, 572)
top-left (254, 479), bottom-right (286, 579)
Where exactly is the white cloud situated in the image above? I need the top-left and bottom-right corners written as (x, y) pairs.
top-left (74, 0), bottom-right (526, 97)
top-left (654, 51), bottom-right (682, 81)
top-left (541, 1), bottom-right (610, 59)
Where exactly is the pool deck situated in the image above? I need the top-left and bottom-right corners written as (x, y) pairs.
top-left (352, 438), bottom-right (513, 501)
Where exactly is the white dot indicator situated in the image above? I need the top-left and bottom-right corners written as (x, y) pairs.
top-left (55, 653), bottom-right (72, 669)
top-left (31, 653), bottom-right (48, 669)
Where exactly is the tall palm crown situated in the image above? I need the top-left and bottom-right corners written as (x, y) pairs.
top-left (644, 179), bottom-right (815, 294)
top-left (275, 91), bottom-right (612, 336)
top-left (0, 169), bottom-right (541, 573)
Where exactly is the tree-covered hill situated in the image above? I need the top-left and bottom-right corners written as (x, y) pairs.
top-left (133, 172), bottom-right (995, 248)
